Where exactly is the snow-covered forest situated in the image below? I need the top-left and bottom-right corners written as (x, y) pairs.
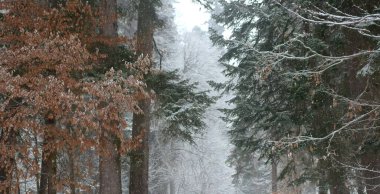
top-left (0, 0), bottom-right (380, 194)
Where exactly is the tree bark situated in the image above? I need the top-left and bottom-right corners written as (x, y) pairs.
top-left (38, 126), bottom-right (57, 194)
top-left (129, 0), bottom-right (154, 194)
top-left (97, 0), bottom-right (122, 194)
top-left (130, 101), bottom-right (151, 194)
top-left (47, 152), bottom-right (57, 194)
top-left (36, 0), bottom-right (57, 191)
top-left (0, 129), bottom-right (15, 194)
top-left (99, 134), bottom-right (122, 194)
top-left (99, 0), bottom-right (118, 37)
top-left (39, 115), bottom-right (57, 194)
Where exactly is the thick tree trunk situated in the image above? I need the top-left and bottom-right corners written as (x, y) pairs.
top-left (129, 0), bottom-right (154, 194)
top-left (130, 101), bottom-right (151, 194)
top-left (0, 129), bottom-right (15, 194)
top-left (34, 2), bottom-right (57, 194)
top-left (47, 153), bottom-right (57, 194)
top-left (38, 173), bottom-right (47, 194)
top-left (39, 124), bottom-right (57, 194)
top-left (38, 112), bottom-right (57, 194)
top-left (99, 0), bottom-right (118, 37)
top-left (135, 0), bottom-right (154, 55)
top-left (99, 134), bottom-right (122, 194)
top-left (99, 136), bottom-right (122, 194)
top-left (97, 0), bottom-right (122, 194)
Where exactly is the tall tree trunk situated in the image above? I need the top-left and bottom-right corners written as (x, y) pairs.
top-left (130, 101), bottom-right (151, 194)
top-left (34, 2), bottom-right (59, 193)
top-left (0, 128), bottom-right (16, 194)
top-left (99, 135), bottom-right (122, 194)
top-left (99, 0), bottom-right (118, 37)
top-left (39, 156), bottom-right (48, 194)
top-left (39, 114), bottom-right (57, 194)
top-left (98, 0), bottom-right (122, 194)
top-left (271, 161), bottom-right (277, 194)
top-left (47, 151), bottom-right (57, 194)
top-left (129, 0), bottom-right (154, 194)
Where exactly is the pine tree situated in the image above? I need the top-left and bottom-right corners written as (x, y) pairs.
top-left (209, 0), bottom-right (380, 193)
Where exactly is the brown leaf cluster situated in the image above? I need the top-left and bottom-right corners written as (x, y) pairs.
top-left (0, 1), bottom-right (149, 192)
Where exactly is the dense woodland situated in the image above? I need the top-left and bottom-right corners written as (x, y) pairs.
top-left (0, 0), bottom-right (379, 194)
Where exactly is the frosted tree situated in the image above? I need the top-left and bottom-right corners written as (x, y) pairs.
top-left (145, 1), bottom-right (239, 192)
top-left (208, 0), bottom-right (380, 193)
top-left (150, 25), bottom-right (238, 193)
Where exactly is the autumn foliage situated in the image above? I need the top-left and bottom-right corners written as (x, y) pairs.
top-left (0, 0), bottom-right (149, 192)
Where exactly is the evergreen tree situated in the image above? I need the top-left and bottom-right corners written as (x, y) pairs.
top-left (209, 0), bottom-right (380, 193)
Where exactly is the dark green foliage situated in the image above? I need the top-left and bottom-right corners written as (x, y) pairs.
top-left (95, 44), bottom-right (134, 73)
top-left (210, 1), bottom-right (313, 190)
top-left (146, 70), bottom-right (214, 143)
top-left (210, 0), bottom-right (380, 192)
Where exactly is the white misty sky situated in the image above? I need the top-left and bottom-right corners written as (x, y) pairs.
top-left (174, 0), bottom-right (210, 33)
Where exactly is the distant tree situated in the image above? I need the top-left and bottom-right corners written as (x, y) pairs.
top-left (129, 1), bottom-right (215, 194)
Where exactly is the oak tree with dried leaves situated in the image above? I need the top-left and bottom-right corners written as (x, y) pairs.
top-left (0, 1), bottom-right (149, 193)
